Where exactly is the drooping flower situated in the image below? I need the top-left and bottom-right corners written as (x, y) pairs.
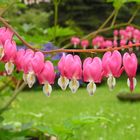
top-left (81, 40), bottom-right (89, 49)
top-left (20, 49), bottom-right (35, 87)
top-left (0, 27), bottom-right (14, 44)
top-left (123, 52), bottom-right (138, 92)
top-left (3, 39), bottom-right (17, 75)
top-left (71, 37), bottom-right (80, 48)
top-left (92, 36), bottom-right (104, 49)
top-left (15, 49), bottom-right (26, 71)
top-left (58, 54), bottom-right (82, 93)
top-left (83, 57), bottom-right (103, 95)
top-left (0, 27), bottom-right (14, 61)
top-left (102, 50), bottom-right (124, 90)
top-left (37, 61), bottom-right (55, 96)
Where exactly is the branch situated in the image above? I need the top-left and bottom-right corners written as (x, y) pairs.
top-left (62, 23), bottom-right (128, 49)
top-left (41, 42), bottom-right (140, 54)
top-left (128, 6), bottom-right (140, 24)
top-left (0, 82), bottom-right (26, 114)
top-left (111, 10), bottom-right (118, 26)
top-left (0, 17), bottom-right (38, 52)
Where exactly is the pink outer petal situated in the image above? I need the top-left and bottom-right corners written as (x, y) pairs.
top-left (58, 54), bottom-right (82, 79)
top-left (109, 50), bottom-right (122, 77)
top-left (123, 52), bottom-right (138, 78)
top-left (15, 49), bottom-right (26, 71)
top-left (20, 49), bottom-right (35, 73)
top-left (32, 52), bottom-right (45, 75)
top-left (0, 27), bottom-right (14, 44)
top-left (37, 61), bottom-right (55, 84)
top-left (2, 39), bottom-right (17, 62)
top-left (102, 51), bottom-right (111, 77)
top-left (83, 57), bottom-right (103, 83)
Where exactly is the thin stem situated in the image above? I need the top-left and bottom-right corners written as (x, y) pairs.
top-left (82, 10), bottom-right (115, 40)
top-left (53, 1), bottom-right (59, 43)
top-left (42, 42), bottom-right (140, 54)
top-left (128, 6), bottom-right (140, 24)
top-left (0, 82), bottom-right (26, 114)
top-left (0, 17), bottom-right (38, 52)
top-left (62, 22), bottom-right (128, 49)
top-left (0, 16), bottom-right (129, 54)
top-left (111, 10), bottom-right (118, 26)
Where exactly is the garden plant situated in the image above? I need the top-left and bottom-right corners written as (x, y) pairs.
top-left (1, 0), bottom-right (140, 139)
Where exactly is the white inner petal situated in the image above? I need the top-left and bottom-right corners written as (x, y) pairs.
top-left (107, 75), bottom-right (116, 91)
top-left (26, 71), bottom-right (36, 88)
top-left (43, 82), bottom-right (52, 96)
top-left (87, 81), bottom-right (96, 96)
top-left (23, 73), bottom-right (27, 83)
top-left (69, 78), bottom-right (79, 93)
top-left (0, 45), bottom-right (4, 60)
top-left (58, 76), bottom-right (69, 90)
top-left (127, 78), bottom-right (137, 89)
top-left (5, 61), bottom-right (14, 75)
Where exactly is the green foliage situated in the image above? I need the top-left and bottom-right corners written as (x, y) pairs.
top-left (107, 0), bottom-right (127, 10)
top-left (107, 0), bottom-right (140, 10)
top-left (46, 26), bottom-right (76, 41)
top-left (0, 115), bottom-right (109, 140)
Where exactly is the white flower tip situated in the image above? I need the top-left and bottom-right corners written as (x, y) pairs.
top-left (26, 72), bottom-right (36, 88)
top-left (87, 81), bottom-right (96, 96)
top-left (5, 62), bottom-right (14, 75)
top-left (43, 82), bottom-right (52, 96)
top-left (107, 76), bottom-right (116, 91)
top-left (69, 78), bottom-right (79, 93)
top-left (0, 46), bottom-right (4, 60)
top-left (58, 76), bottom-right (69, 91)
top-left (127, 78), bottom-right (137, 89)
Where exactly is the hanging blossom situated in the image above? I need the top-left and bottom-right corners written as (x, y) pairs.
top-left (37, 61), bottom-right (55, 96)
top-left (71, 25), bottom-right (140, 51)
top-left (0, 27), bottom-right (16, 75)
top-left (71, 37), bottom-right (80, 48)
top-left (102, 50), bottom-right (124, 90)
top-left (23, 0), bottom-right (50, 5)
top-left (0, 25), bottom-right (139, 96)
top-left (0, 26), bottom-right (56, 96)
top-left (81, 40), bottom-right (89, 49)
top-left (83, 57), bottom-right (103, 95)
top-left (123, 52), bottom-right (138, 92)
top-left (58, 54), bottom-right (82, 93)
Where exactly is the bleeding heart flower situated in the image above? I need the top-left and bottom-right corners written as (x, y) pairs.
top-left (83, 57), bottom-right (103, 95)
top-left (58, 54), bottom-right (82, 93)
top-left (123, 52), bottom-right (138, 92)
top-left (0, 27), bottom-right (14, 44)
top-left (81, 40), bottom-right (89, 49)
top-left (71, 37), bottom-right (80, 48)
top-left (37, 61), bottom-right (55, 96)
top-left (102, 51), bottom-right (124, 90)
top-left (3, 39), bottom-right (17, 75)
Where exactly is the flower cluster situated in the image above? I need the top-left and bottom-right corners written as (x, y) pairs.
top-left (0, 27), bottom-right (55, 96)
top-left (71, 26), bottom-right (140, 50)
top-left (0, 26), bottom-right (138, 96)
top-left (58, 51), bottom-right (138, 95)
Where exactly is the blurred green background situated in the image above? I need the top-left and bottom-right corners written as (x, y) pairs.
top-left (0, 0), bottom-right (140, 140)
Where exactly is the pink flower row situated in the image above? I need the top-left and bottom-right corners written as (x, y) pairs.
top-left (0, 27), bottom-right (138, 96)
top-left (71, 26), bottom-right (140, 50)
top-left (58, 51), bottom-right (138, 95)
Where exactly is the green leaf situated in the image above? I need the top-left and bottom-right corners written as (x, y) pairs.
top-left (47, 26), bottom-right (76, 41)
top-left (107, 0), bottom-right (127, 10)
top-left (12, 71), bottom-right (23, 80)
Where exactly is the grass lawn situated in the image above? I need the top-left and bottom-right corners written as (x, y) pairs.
top-left (2, 75), bottom-right (140, 140)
